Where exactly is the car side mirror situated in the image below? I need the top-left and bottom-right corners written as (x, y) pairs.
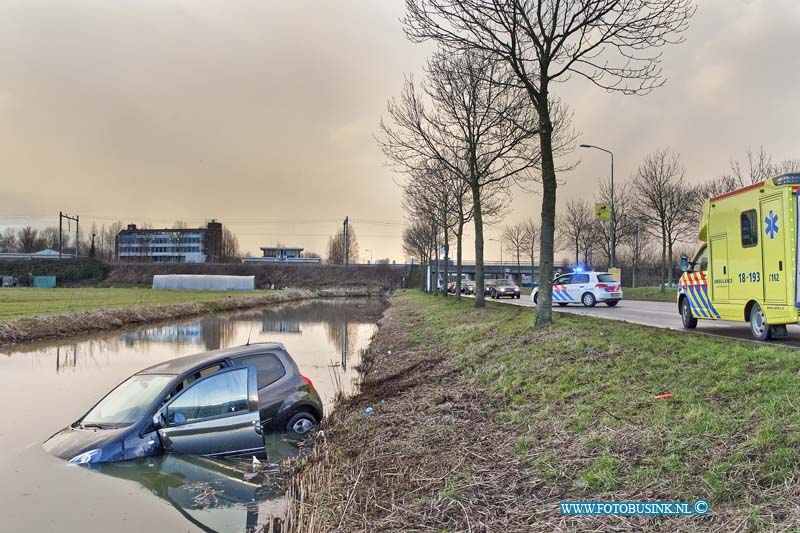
top-left (152, 411), bottom-right (165, 429)
top-left (680, 255), bottom-right (689, 272)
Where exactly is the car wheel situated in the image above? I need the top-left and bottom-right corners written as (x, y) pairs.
top-left (286, 411), bottom-right (318, 436)
top-left (749, 303), bottom-right (771, 341)
top-left (680, 297), bottom-right (697, 329)
top-left (533, 293), bottom-right (538, 305)
top-left (605, 300), bottom-right (619, 307)
top-left (557, 302), bottom-right (568, 307)
top-left (581, 292), bottom-right (597, 307)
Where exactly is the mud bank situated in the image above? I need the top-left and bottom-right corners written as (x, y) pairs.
top-left (0, 287), bottom-right (387, 346)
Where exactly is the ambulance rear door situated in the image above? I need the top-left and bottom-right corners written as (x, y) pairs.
top-left (760, 194), bottom-right (787, 304)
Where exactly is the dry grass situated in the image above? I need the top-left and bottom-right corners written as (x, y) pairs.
top-left (283, 291), bottom-right (800, 532)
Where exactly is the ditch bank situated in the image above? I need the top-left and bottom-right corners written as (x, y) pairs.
top-left (0, 287), bottom-right (387, 346)
top-left (282, 293), bottom-right (539, 532)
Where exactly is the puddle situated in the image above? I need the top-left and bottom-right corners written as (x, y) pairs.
top-left (0, 298), bottom-right (385, 532)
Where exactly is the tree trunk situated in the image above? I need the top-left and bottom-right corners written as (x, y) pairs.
top-left (660, 228), bottom-right (667, 294)
top-left (516, 251), bottom-right (521, 285)
top-left (472, 181), bottom-right (486, 308)
top-left (667, 240), bottom-right (674, 287)
top-left (443, 238), bottom-right (450, 297)
top-left (455, 219), bottom-right (464, 301)
top-left (536, 104), bottom-right (557, 326)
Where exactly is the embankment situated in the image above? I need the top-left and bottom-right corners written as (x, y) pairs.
top-left (285, 291), bottom-right (800, 531)
top-left (0, 287), bottom-right (385, 346)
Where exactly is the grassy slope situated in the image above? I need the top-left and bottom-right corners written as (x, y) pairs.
top-left (622, 286), bottom-right (678, 302)
top-left (377, 292), bottom-right (799, 527)
top-left (0, 287), bottom-right (266, 320)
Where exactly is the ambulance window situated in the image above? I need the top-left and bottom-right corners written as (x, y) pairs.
top-left (741, 210), bottom-right (758, 247)
top-left (694, 247), bottom-right (708, 272)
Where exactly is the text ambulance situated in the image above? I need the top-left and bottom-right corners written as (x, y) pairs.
top-left (679, 173), bottom-right (800, 340)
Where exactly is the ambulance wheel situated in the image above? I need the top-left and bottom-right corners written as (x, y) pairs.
top-left (581, 292), bottom-right (597, 307)
top-left (749, 303), bottom-right (771, 341)
top-left (558, 302), bottom-right (568, 307)
top-left (680, 298), bottom-right (697, 329)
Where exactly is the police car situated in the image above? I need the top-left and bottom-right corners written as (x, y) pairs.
top-left (531, 271), bottom-right (623, 307)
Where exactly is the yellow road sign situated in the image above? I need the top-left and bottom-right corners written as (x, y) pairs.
top-left (595, 203), bottom-right (611, 221)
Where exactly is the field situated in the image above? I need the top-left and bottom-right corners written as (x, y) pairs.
top-left (0, 287), bottom-right (265, 321)
top-left (292, 290), bottom-right (800, 530)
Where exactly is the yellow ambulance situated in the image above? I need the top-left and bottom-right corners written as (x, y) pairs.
top-left (678, 173), bottom-right (800, 340)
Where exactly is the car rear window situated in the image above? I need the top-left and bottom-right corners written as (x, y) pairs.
top-left (597, 274), bottom-right (617, 283)
top-left (234, 353), bottom-right (286, 389)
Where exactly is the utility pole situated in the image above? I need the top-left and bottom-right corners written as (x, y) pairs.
top-left (342, 216), bottom-right (349, 266)
top-left (580, 144), bottom-right (616, 268)
top-left (59, 212), bottom-right (79, 259)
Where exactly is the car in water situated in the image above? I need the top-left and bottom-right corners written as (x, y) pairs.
top-left (43, 343), bottom-right (323, 465)
top-left (531, 271), bottom-right (622, 307)
top-left (490, 279), bottom-right (521, 299)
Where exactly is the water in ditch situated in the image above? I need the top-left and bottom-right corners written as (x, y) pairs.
top-left (0, 298), bottom-right (385, 532)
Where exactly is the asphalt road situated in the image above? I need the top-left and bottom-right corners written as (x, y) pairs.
top-left (476, 294), bottom-right (800, 349)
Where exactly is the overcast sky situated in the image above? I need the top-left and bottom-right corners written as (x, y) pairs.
top-left (1, 0), bottom-right (799, 261)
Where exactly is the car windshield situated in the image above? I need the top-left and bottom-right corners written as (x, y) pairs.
top-left (82, 374), bottom-right (173, 427)
top-left (597, 274), bottom-right (618, 283)
top-left (497, 279), bottom-right (514, 285)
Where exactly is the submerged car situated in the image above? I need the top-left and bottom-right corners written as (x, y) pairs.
top-left (43, 343), bottom-right (323, 465)
top-left (490, 279), bottom-right (521, 299)
top-left (531, 271), bottom-right (622, 307)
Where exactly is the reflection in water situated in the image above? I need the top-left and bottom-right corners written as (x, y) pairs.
top-left (93, 453), bottom-right (285, 533)
top-left (0, 298), bottom-right (385, 533)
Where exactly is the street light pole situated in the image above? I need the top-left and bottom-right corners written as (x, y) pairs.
top-left (365, 248), bottom-right (373, 264)
top-left (580, 144), bottom-right (615, 269)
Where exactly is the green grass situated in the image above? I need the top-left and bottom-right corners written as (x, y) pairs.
top-left (0, 287), bottom-right (267, 321)
top-left (621, 286), bottom-right (678, 302)
top-left (396, 290), bottom-right (800, 517)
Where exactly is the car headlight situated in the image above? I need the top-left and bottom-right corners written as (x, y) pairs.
top-left (69, 448), bottom-right (102, 465)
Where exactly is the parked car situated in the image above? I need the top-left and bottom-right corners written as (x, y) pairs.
top-left (490, 279), bottom-right (521, 299)
top-left (531, 271), bottom-right (622, 307)
top-left (461, 280), bottom-right (476, 295)
top-left (43, 343), bottom-right (323, 465)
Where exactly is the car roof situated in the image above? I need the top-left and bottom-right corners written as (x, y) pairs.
top-left (137, 342), bottom-right (287, 376)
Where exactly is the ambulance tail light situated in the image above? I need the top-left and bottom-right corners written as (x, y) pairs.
top-left (773, 174), bottom-right (800, 186)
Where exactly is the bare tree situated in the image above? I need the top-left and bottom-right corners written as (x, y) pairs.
top-left (0, 228), bottom-right (18, 252)
top-left (403, 0), bottom-right (695, 324)
top-left (327, 226), bottom-right (359, 265)
top-left (559, 199), bottom-right (595, 268)
top-left (632, 148), bottom-right (695, 291)
top-left (300, 251), bottom-right (321, 259)
top-left (379, 48), bottom-right (539, 307)
top-left (402, 163), bottom-right (459, 295)
top-left (592, 177), bottom-right (635, 269)
top-left (521, 217), bottom-right (538, 282)
top-left (220, 227), bottom-right (241, 262)
top-left (403, 219), bottom-right (438, 290)
top-left (501, 222), bottom-right (526, 283)
top-left (17, 227), bottom-right (45, 253)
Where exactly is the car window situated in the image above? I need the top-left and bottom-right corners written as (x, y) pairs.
top-left (166, 368), bottom-right (249, 426)
top-left (164, 363), bottom-right (225, 403)
top-left (233, 353), bottom-right (286, 389)
top-left (555, 275), bottom-right (573, 285)
top-left (572, 274), bottom-right (590, 284)
top-left (597, 274), bottom-right (617, 283)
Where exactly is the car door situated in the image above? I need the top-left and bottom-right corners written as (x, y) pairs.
top-left (552, 275), bottom-right (573, 303)
top-left (231, 353), bottom-right (291, 430)
top-left (156, 366), bottom-right (264, 457)
top-left (567, 273), bottom-right (590, 302)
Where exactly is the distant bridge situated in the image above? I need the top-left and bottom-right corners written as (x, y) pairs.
top-left (428, 260), bottom-right (568, 280)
